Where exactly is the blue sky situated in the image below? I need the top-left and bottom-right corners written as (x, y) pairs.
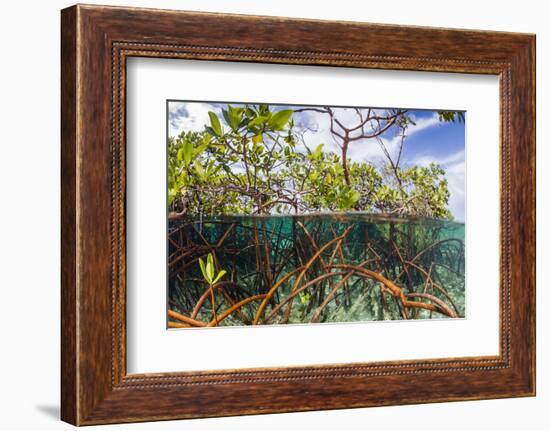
top-left (168, 102), bottom-right (465, 222)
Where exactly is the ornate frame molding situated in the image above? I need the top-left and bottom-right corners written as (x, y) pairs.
top-left (61, 5), bottom-right (535, 425)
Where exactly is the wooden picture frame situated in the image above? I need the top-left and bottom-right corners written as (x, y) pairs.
top-left (61, 4), bottom-right (535, 425)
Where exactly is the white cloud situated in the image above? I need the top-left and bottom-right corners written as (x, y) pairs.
top-left (168, 102), bottom-right (222, 137)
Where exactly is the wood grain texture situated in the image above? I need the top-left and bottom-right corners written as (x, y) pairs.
top-left (60, 5), bottom-right (78, 425)
top-left (60, 4), bottom-right (536, 425)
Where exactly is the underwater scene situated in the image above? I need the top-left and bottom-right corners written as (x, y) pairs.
top-left (167, 102), bottom-right (466, 328)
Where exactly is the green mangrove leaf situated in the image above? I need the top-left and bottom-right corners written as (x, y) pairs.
top-left (208, 111), bottom-right (222, 136)
top-left (212, 269), bottom-right (227, 284)
top-left (198, 257), bottom-right (209, 283)
top-left (193, 161), bottom-right (207, 181)
top-left (182, 140), bottom-right (193, 165)
top-left (207, 253), bottom-right (215, 280)
top-left (247, 115), bottom-right (267, 129)
top-left (222, 109), bottom-right (231, 128)
top-left (227, 105), bottom-right (242, 131)
top-left (310, 143), bottom-right (324, 160)
top-left (269, 109), bottom-right (293, 131)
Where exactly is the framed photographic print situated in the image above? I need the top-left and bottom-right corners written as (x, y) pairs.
top-left (61, 4), bottom-right (536, 425)
top-left (165, 101), bottom-right (466, 329)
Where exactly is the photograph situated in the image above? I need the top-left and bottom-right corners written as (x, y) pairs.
top-left (166, 101), bottom-right (466, 328)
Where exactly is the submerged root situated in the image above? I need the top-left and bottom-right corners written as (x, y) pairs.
top-left (168, 218), bottom-right (464, 327)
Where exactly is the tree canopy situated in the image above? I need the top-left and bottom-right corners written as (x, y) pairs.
top-left (168, 104), bottom-right (462, 220)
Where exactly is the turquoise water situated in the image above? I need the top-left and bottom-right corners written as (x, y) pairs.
top-left (168, 213), bottom-right (465, 326)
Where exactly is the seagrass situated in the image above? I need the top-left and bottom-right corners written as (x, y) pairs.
top-left (61, 4), bottom-right (535, 425)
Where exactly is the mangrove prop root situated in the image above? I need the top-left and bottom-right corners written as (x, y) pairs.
top-left (394, 238), bottom-right (465, 282)
top-left (310, 271), bottom-right (355, 323)
top-left (264, 271), bottom-right (348, 323)
top-left (404, 260), bottom-right (460, 315)
top-left (405, 292), bottom-right (457, 318)
top-left (168, 218), bottom-right (463, 326)
top-left (168, 321), bottom-right (191, 328)
top-left (265, 257), bottom-right (378, 323)
top-left (168, 310), bottom-right (207, 327)
top-left (252, 267), bottom-right (304, 325)
top-left (220, 289), bottom-right (251, 324)
top-left (297, 221), bottom-right (327, 270)
top-left (191, 282), bottom-right (218, 319)
top-left (328, 264), bottom-right (456, 318)
top-left (280, 226), bottom-right (354, 324)
top-left (207, 294), bottom-right (266, 327)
